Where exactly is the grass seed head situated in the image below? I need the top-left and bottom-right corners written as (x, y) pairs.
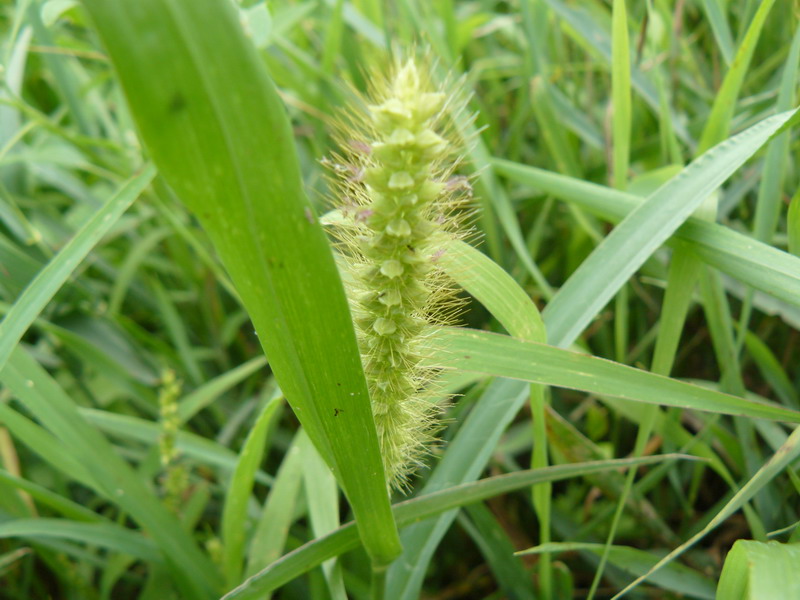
top-left (327, 54), bottom-right (475, 491)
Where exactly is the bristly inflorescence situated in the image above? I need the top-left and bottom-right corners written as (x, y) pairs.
top-left (326, 56), bottom-right (474, 490)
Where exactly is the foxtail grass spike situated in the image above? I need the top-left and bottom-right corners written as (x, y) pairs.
top-left (327, 56), bottom-right (474, 490)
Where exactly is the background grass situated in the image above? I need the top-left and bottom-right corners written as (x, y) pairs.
top-left (1, 1), bottom-right (800, 599)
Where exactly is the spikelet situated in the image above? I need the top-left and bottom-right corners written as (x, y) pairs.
top-left (326, 55), bottom-right (474, 490)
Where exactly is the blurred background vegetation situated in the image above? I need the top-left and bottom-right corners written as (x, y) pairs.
top-left (1, 0), bottom-right (799, 598)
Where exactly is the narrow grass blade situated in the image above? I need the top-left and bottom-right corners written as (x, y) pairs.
top-left (79, 409), bottom-right (272, 485)
top-left (743, 331), bottom-right (799, 408)
top-left (79, 0), bottom-right (400, 565)
top-left (735, 24), bottom-right (800, 346)
top-left (178, 356), bottom-right (268, 424)
top-left (612, 426), bottom-right (800, 599)
top-left (246, 432), bottom-right (304, 578)
top-left (752, 24), bottom-right (800, 243)
top-left (0, 402), bottom-right (98, 491)
top-left (791, 189), bottom-right (800, 257)
top-left (699, 0), bottom-right (735, 65)
top-left (697, 0), bottom-right (777, 153)
top-left (0, 165), bottom-right (154, 373)
top-left (0, 519), bottom-right (162, 563)
top-left (492, 158), bottom-right (800, 311)
top-left (459, 504), bottom-right (536, 600)
top-left (611, 0), bottom-right (631, 190)
top-left (542, 0), bottom-right (691, 145)
top-left (223, 455), bottom-right (689, 600)
top-left (300, 430), bottom-right (346, 600)
top-left (543, 109), bottom-right (797, 347)
top-left (222, 395), bottom-right (283, 587)
top-left (1, 348), bottom-right (221, 598)
top-left (520, 542), bottom-right (715, 599)
top-left (0, 469), bottom-right (103, 523)
top-left (432, 328), bottom-right (800, 424)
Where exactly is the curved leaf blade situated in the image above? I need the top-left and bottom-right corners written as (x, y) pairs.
top-left (542, 109), bottom-right (797, 348)
top-left (78, 0), bottom-right (400, 565)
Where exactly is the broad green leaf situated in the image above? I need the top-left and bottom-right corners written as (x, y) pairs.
top-left (431, 328), bottom-right (800, 424)
top-left (542, 109), bottom-right (797, 348)
top-left (438, 240), bottom-right (545, 341)
top-left (223, 455), bottom-right (690, 600)
top-left (79, 0), bottom-right (400, 565)
top-left (717, 540), bottom-right (800, 600)
top-left (0, 165), bottom-right (154, 373)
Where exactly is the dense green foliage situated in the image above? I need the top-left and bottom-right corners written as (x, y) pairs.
top-left (1, 1), bottom-right (799, 599)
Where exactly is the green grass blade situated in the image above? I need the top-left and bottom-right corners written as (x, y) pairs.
top-left (697, 0), bottom-right (777, 153)
top-left (438, 240), bottom-right (545, 341)
top-left (650, 241), bottom-right (704, 376)
top-left (432, 327), bottom-right (800, 424)
top-left (791, 188), bottom-right (800, 257)
top-left (0, 402), bottom-right (98, 491)
top-left (0, 519), bottom-right (162, 563)
top-left (385, 378), bottom-right (531, 600)
top-left (300, 430), bottom-right (346, 600)
top-left (611, 0), bottom-right (631, 190)
top-left (223, 455), bottom-right (689, 600)
top-left (79, 409), bottom-right (272, 485)
top-left (542, 0), bottom-right (691, 145)
top-left (735, 23), bottom-right (800, 347)
top-left (699, 0), bottom-right (735, 66)
top-left (78, 0), bottom-right (400, 565)
top-left (542, 109), bottom-right (797, 348)
top-left (612, 426), bottom-right (800, 598)
top-left (459, 504), bottom-right (536, 600)
top-left (492, 158), bottom-right (800, 311)
top-left (1, 347), bottom-right (221, 598)
top-left (177, 356), bottom-right (268, 424)
top-left (743, 331), bottom-right (799, 408)
top-left (0, 469), bottom-right (103, 523)
top-left (388, 244), bottom-right (548, 599)
top-left (751, 24), bottom-right (800, 243)
top-left (0, 165), bottom-right (154, 373)
top-left (222, 395), bottom-right (283, 588)
top-left (520, 542), bottom-right (715, 599)
top-left (245, 432), bottom-right (305, 578)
